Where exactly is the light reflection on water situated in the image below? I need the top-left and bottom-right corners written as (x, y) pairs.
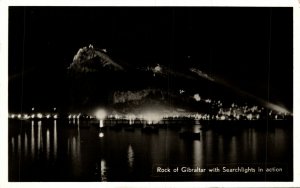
top-left (193, 140), bottom-right (202, 166)
top-left (31, 121), bottom-right (35, 158)
top-left (68, 124), bottom-right (81, 175)
top-left (251, 128), bottom-right (257, 160)
top-left (24, 132), bottom-right (28, 158)
top-left (11, 137), bottom-right (15, 154)
top-left (100, 159), bottom-right (107, 182)
top-left (46, 129), bottom-right (50, 160)
top-left (229, 136), bottom-right (237, 162)
top-left (37, 121), bottom-right (42, 155)
top-left (54, 120), bottom-right (57, 159)
top-left (18, 134), bottom-right (21, 157)
top-left (218, 135), bottom-right (224, 163)
top-left (128, 144), bottom-right (134, 168)
top-left (8, 119), bottom-right (292, 181)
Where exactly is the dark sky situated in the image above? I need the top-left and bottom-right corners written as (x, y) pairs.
top-left (8, 7), bottom-right (293, 112)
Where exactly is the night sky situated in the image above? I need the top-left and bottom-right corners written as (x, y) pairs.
top-left (9, 7), bottom-right (293, 113)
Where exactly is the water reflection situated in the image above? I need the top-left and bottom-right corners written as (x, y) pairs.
top-left (37, 121), bottom-right (42, 156)
top-left (31, 121), bottom-right (35, 158)
top-left (218, 135), bottom-right (224, 163)
top-left (99, 120), bottom-right (104, 128)
top-left (18, 134), bottom-right (21, 157)
top-left (11, 137), bottom-right (15, 154)
top-left (100, 159), bottom-right (107, 182)
top-left (99, 132), bottom-right (104, 138)
top-left (205, 130), bottom-right (213, 163)
top-left (229, 136), bottom-right (237, 162)
top-left (274, 128), bottom-right (285, 158)
top-left (24, 133), bottom-right (28, 158)
top-left (251, 128), bottom-right (257, 160)
top-left (54, 120), bottom-right (57, 159)
top-left (193, 124), bottom-right (201, 132)
top-left (46, 129), bottom-right (50, 160)
top-left (193, 140), bottom-right (202, 166)
top-left (67, 123), bottom-right (81, 174)
top-left (8, 120), bottom-right (292, 181)
top-left (193, 124), bottom-right (203, 166)
top-left (128, 144), bottom-right (134, 169)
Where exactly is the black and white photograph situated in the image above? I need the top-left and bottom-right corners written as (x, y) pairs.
top-left (7, 6), bottom-right (293, 182)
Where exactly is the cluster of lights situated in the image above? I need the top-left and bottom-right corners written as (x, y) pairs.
top-left (68, 114), bottom-right (92, 119)
top-left (9, 101), bottom-right (291, 122)
top-left (216, 103), bottom-right (287, 120)
top-left (9, 113), bottom-right (58, 119)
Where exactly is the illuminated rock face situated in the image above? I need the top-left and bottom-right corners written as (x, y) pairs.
top-left (63, 45), bottom-right (291, 117)
top-left (68, 44), bottom-right (123, 73)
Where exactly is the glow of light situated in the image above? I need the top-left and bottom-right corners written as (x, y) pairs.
top-left (99, 132), bottom-right (104, 138)
top-left (11, 114), bottom-right (15, 118)
top-left (53, 107), bottom-right (56, 111)
top-left (32, 107), bottom-right (34, 111)
top-left (95, 109), bottom-right (107, 120)
top-left (99, 119), bottom-right (104, 128)
top-left (220, 116), bottom-right (226, 120)
top-left (205, 99), bottom-right (211, 103)
top-left (256, 114), bottom-right (260, 119)
top-left (68, 115), bottom-right (72, 119)
top-left (37, 113), bottom-right (43, 119)
top-left (24, 114), bottom-right (30, 119)
top-left (154, 64), bottom-right (162, 73)
top-left (73, 115), bottom-right (76, 119)
top-left (129, 119), bottom-right (133, 125)
top-left (17, 114), bottom-right (21, 119)
top-left (46, 114), bottom-right (50, 119)
top-left (193, 94), bottom-right (201, 101)
top-left (247, 114), bottom-right (253, 120)
top-left (31, 114), bottom-right (35, 119)
top-left (53, 114), bottom-right (58, 119)
top-left (265, 103), bottom-right (291, 115)
top-left (143, 112), bottom-right (162, 124)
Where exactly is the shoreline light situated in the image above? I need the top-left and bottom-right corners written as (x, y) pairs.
top-left (37, 113), bottom-right (43, 119)
top-left (95, 109), bottom-right (107, 120)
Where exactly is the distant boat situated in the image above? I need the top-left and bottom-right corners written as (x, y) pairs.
top-left (179, 131), bottom-right (200, 140)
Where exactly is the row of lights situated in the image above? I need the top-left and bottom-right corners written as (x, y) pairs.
top-left (9, 113), bottom-right (58, 119)
top-left (68, 114), bottom-right (95, 119)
